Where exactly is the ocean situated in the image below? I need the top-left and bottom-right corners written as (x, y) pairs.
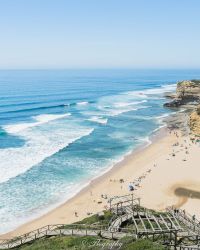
top-left (1, 69), bottom-right (200, 234)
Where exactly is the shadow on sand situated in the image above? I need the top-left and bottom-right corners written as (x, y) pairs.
top-left (174, 187), bottom-right (200, 207)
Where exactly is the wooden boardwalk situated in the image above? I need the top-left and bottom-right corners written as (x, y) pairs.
top-left (0, 224), bottom-right (132, 249)
top-left (1, 194), bottom-right (200, 249)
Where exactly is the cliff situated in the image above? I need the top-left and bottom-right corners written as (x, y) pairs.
top-left (164, 80), bottom-right (200, 108)
top-left (176, 80), bottom-right (200, 100)
top-left (164, 79), bottom-right (200, 136)
top-left (189, 105), bottom-right (200, 136)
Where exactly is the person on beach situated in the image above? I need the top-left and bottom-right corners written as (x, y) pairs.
top-left (128, 183), bottom-right (134, 191)
top-left (119, 178), bottom-right (124, 183)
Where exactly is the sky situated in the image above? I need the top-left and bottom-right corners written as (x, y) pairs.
top-left (0, 0), bottom-right (200, 69)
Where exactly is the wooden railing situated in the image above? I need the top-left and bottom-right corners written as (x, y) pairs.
top-left (0, 223), bottom-right (135, 249)
top-left (167, 207), bottom-right (200, 234)
top-left (1, 205), bottom-right (200, 249)
top-left (0, 224), bottom-right (107, 249)
top-left (179, 246), bottom-right (200, 250)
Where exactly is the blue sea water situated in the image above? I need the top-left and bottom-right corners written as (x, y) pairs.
top-left (1, 69), bottom-right (200, 234)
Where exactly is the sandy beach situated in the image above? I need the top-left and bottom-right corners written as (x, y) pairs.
top-left (2, 124), bottom-right (200, 239)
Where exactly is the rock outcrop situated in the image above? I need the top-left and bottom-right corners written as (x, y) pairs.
top-left (189, 105), bottom-right (200, 136)
top-left (177, 80), bottom-right (200, 100)
top-left (164, 79), bottom-right (200, 136)
top-left (164, 80), bottom-right (200, 108)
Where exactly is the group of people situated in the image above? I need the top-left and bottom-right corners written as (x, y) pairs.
top-left (170, 137), bottom-right (192, 162)
top-left (173, 208), bottom-right (197, 222)
top-left (128, 168), bottom-right (152, 192)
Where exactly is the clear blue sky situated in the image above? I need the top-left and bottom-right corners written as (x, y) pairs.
top-left (0, 0), bottom-right (200, 69)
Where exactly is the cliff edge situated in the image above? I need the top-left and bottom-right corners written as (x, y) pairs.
top-left (164, 79), bottom-right (200, 136)
top-left (189, 105), bottom-right (200, 136)
top-left (164, 80), bottom-right (200, 108)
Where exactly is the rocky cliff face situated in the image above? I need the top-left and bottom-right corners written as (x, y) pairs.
top-left (189, 106), bottom-right (200, 135)
top-left (164, 80), bottom-right (200, 136)
top-left (164, 80), bottom-right (200, 108)
top-left (176, 80), bottom-right (200, 100)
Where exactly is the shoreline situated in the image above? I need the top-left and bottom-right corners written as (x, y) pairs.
top-left (3, 126), bottom-right (165, 235)
top-left (0, 126), bottom-right (172, 239)
top-left (2, 121), bottom-right (200, 239)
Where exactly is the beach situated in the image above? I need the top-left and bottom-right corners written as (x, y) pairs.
top-left (2, 123), bottom-right (200, 239)
top-left (0, 70), bottom-right (184, 236)
top-left (1, 2), bottom-right (200, 249)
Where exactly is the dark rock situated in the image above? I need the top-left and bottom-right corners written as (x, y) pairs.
top-left (164, 99), bottom-right (184, 108)
top-left (164, 79), bottom-right (200, 108)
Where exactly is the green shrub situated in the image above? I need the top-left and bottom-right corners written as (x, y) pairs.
top-left (15, 236), bottom-right (112, 250)
top-left (121, 239), bottom-right (165, 250)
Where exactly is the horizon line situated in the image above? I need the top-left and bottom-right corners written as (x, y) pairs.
top-left (0, 67), bottom-right (200, 71)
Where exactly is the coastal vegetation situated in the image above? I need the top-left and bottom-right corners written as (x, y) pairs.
top-left (10, 212), bottom-right (165, 250)
top-left (14, 236), bottom-right (165, 250)
top-left (2, 79), bottom-right (200, 249)
top-left (2, 196), bottom-right (200, 250)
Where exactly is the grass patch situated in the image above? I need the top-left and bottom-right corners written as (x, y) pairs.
top-left (62, 210), bottom-right (113, 230)
top-left (121, 239), bottom-right (166, 250)
top-left (14, 236), bottom-right (113, 250)
top-left (14, 237), bottom-right (166, 250)
top-left (77, 210), bottom-right (113, 225)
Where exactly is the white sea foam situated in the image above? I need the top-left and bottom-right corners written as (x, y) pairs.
top-left (95, 99), bottom-right (148, 117)
top-left (113, 100), bottom-right (147, 108)
top-left (88, 116), bottom-right (108, 124)
top-left (109, 107), bottom-right (139, 116)
top-left (126, 91), bottom-right (148, 98)
top-left (127, 83), bottom-right (176, 96)
top-left (156, 113), bottom-right (171, 120)
top-left (0, 116), bottom-right (94, 184)
top-left (80, 85), bottom-right (158, 119)
top-left (77, 101), bottom-right (89, 105)
top-left (144, 84), bottom-right (176, 94)
top-left (155, 112), bottom-right (177, 124)
top-left (139, 136), bottom-right (152, 147)
top-left (4, 113), bottom-right (71, 134)
top-left (94, 106), bottom-right (139, 117)
top-left (93, 85), bottom-right (175, 119)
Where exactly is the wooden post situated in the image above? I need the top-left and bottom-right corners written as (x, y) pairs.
top-left (131, 193), bottom-right (133, 207)
top-left (169, 231), bottom-right (172, 247)
top-left (196, 235), bottom-right (200, 245)
top-left (174, 231), bottom-right (177, 250)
